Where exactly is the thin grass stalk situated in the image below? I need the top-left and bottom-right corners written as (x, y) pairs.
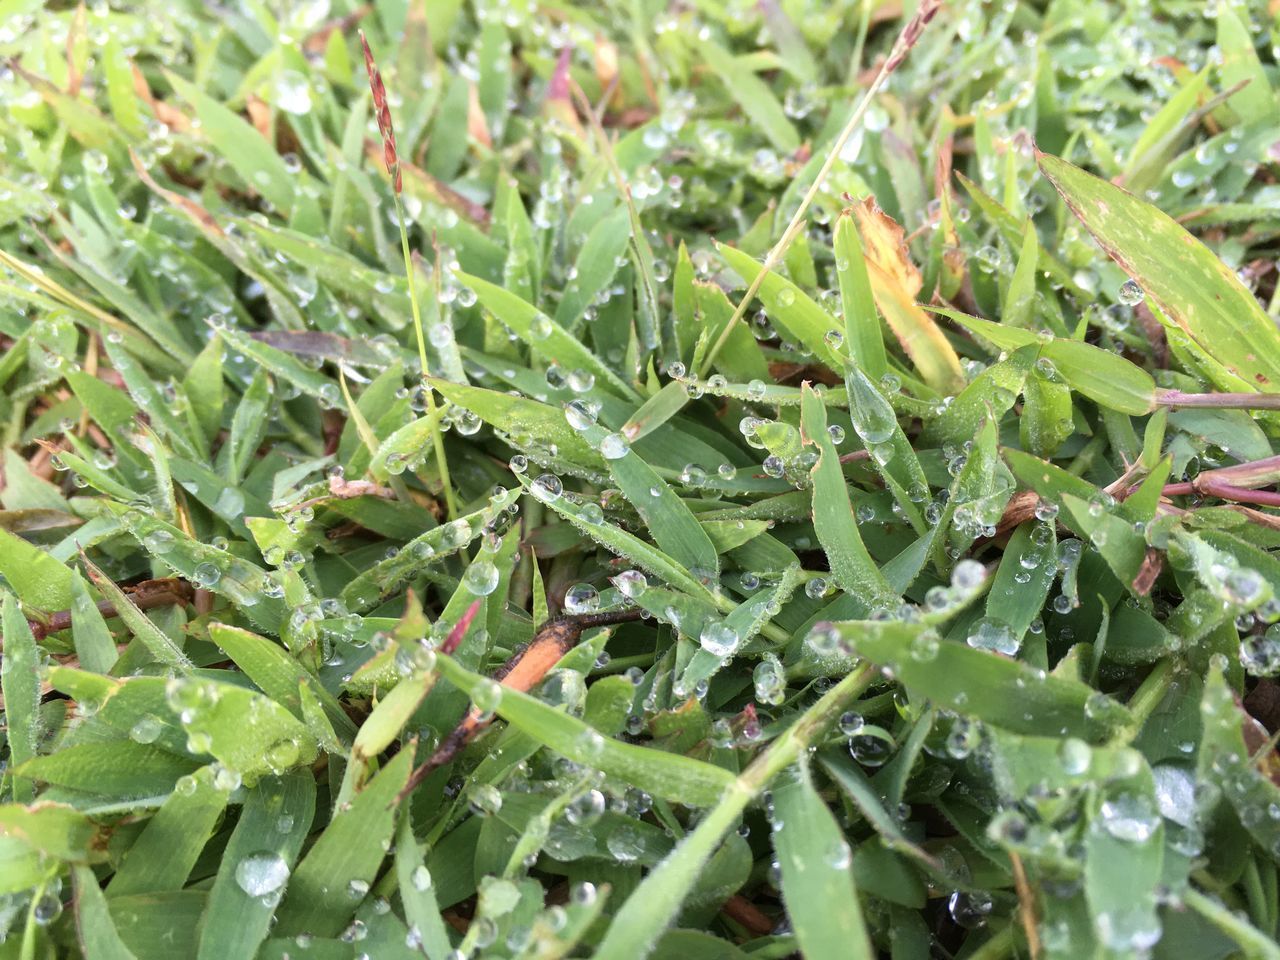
top-left (698, 0), bottom-right (943, 376)
top-left (360, 31), bottom-right (457, 517)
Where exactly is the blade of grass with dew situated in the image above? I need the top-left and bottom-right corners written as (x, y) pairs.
top-left (207, 623), bottom-right (356, 741)
top-left (1, 592), bottom-right (40, 804)
top-left (835, 211), bottom-right (888, 382)
top-left (427, 378), bottom-right (604, 470)
top-left (984, 520), bottom-right (1057, 655)
top-left (340, 487), bottom-right (520, 611)
top-left (168, 680), bottom-right (319, 784)
top-left (574, 420), bottom-right (719, 577)
top-left (678, 566), bottom-right (803, 690)
top-left (79, 553), bottom-right (191, 672)
top-left (843, 365), bottom-right (928, 531)
top-left (773, 762), bottom-right (875, 960)
top-left (593, 663), bottom-right (876, 960)
top-left (106, 769), bottom-right (228, 895)
top-left (459, 272), bottom-right (639, 401)
top-left (714, 242), bottom-right (846, 372)
top-left (1039, 152), bottom-right (1280, 394)
top-left (799, 386), bottom-right (895, 612)
top-left (195, 772), bottom-right (316, 960)
top-left (518, 475), bottom-right (711, 600)
top-left (434, 654), bottom-right (733, 805)
top-left (828, 619), bottom-right (1132, 739)
top-left (273, 746), bottom-right (415, 939)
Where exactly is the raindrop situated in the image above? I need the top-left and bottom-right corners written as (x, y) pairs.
top-left (699, 621), bottom-right (738, 657)
top-left (1118, 278), bottom-right (1144, 306)
top-left (464, 560), bottom-right (501, 596)
top-left (564, 583), bottom-right (599, 614)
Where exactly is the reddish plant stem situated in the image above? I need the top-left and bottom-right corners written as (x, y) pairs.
top-left (1162, 479), bottom-right (1280, 508)
top-left (22, 579), bottom-right (194, 643)
top-left (397, 609), bottom-right (645, 802)
top-left (1156, 389), bottom-right (1280, 411)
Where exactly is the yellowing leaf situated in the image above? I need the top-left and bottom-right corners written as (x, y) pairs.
top-left (850, 198), bottom-right (964, 393)
top-left (852, 197), bottom-right (923, 296)
top-left (1039, 153), bottom-right (1280, 393)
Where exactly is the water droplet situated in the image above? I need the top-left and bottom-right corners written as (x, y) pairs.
top-left (680, 463), bottom-right (707, 486)
top-left (1099, 793), bottom-right (1160, 843)
top-left (1058, 737), bottom-right (1091, 775)
top-left (129, 715), bottom-right (163, 744)
top-left (275, 71), bottom-right (312, 115)
top-left (948, 891), bottom-right (993, 929)
top-left (838, 712), bottom-right (864, 736)
top-left (472, 679), bottom-right (503, 716)
top-left (213, 764), bottom-right (242, 792)
top-left (606, 824), bottom-right (645, 862)
top-left (411, 865), bottom-right (433, 891)
top-left (144, 529), bottom-right (176, 553)
top-left (752, 655), bottom-right (786, 705)
top-left (265, 737), bottom-right (301, 773)
top-left (965, 616), bottom-right (1020, 656)
top-left (566, 789), bottom-right (605, 826)
top-left (951, 560), bottom-right (986, 592)
top-left (532, 473), bottom-right (563, 501)
top-left (530, 315), bottom-right (553, 340)
top-left (600, 433), bottom-right (629, 459)
top-left (1118, 278), bottom-right (1144, 306)
top-left (564, 582), bottom-right (599, 614)
top-left (193, 562), bottom-right (222, 587)
top-left (464, 560), bottom-right (501, 596)
top-left (567, 369), bottom-right (595, 392)
top-left (468, 783), bottom-right (503, 816)
top-left (848, 734), bottom-right (891, 767)
top-left (1241, 626), bottom-right (1280, 676)
top-left (234, 855), bottom-right (289, 901)
top-left (699, 621), bottom-right (738, 657)
top-left (612, 570), bottom-right (648, 599)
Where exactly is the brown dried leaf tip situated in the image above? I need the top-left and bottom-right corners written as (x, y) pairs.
top-left (884, 0), bottom-right (942, 73)
top-left (359, 30), bottom-right (401, 194)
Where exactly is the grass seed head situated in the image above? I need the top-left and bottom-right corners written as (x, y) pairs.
top-left (359, 30), bottom-right (401, 194)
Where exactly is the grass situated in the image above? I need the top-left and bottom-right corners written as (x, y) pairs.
top-left (2, 0), bottom-right (1280, 958)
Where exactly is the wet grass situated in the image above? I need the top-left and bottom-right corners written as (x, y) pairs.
top-left (2, 0), bottom-right (1280, 957)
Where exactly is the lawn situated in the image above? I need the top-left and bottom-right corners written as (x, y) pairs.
top-left (2, 0), bottom-right (1280, 957)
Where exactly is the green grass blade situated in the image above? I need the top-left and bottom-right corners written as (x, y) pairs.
top-left (73, 865), bottom-right (139, 960)
top-left (107, 768), bottom-right (228, 896)
top-left (1039, 152), bottom-right (1280, 394)
top-left (1, 592), bottom-right (40, 804)
top-left (594, 664), bottom-right (875, 960)
top-left (434, 654), bottom-right (734, 805)
top-left (274, 747), bottom-right (415, 938)
top-left (80, 554), bottom-right (191, 672)
top-left (69, 571), bottom-right (119, 675)
top-left (196, 772), bottom-right (316, 960)
top-left (773, 763), bottom-right (874, 960)
top-left (800, 386), bottom-right (894, 612)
